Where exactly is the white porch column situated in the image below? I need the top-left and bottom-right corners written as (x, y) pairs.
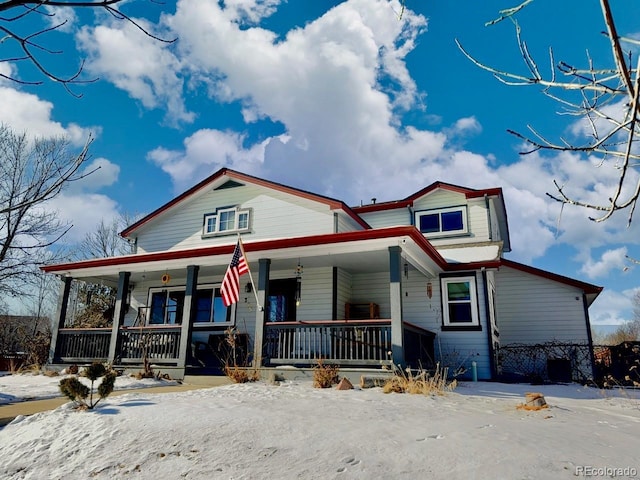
top-left (177, 265), bottom-right (199, 370)
top-left (253, 258), bottom-right (270, 368)
top-left (48, 276), bottom-right (73, 364)
top-left (108, 271), bottom-right (131, 364)
top-left (389, 246), bottom-right (404, 366)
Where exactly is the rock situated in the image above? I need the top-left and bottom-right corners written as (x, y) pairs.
top-left (336, 377), bottom-right (353, 390)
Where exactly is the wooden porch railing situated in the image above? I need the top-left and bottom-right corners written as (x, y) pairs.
top-left (118, 326), bottom-right (182, 364)
top-left (264, 319), bottom-right (393, 366)
top-left (56, 328), bottom-right (111, 363)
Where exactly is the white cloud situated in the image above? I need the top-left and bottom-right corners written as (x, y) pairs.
top-left (0, 87), bottom-right (98, 145)
top-left (147, 129), bottom-right (271, 192)
top-left (48, 192), bottom-right (121, 243)
top-left (76, 20), bottom-right (193, 126)
top-left (589, 288), bottom-right (635, 326)
top-left (580, 247), bottom-right (629, 279)
top-left (44, 6), bottom-right (78, 33)
top-left (41, 155), bottom-right (123, 243)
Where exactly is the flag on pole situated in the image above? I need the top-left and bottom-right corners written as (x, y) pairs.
top-left (220, 240), bottom-right (249, 307)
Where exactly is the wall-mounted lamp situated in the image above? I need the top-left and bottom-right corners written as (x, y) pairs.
top-left (404, 262), bottom-right (409, 279)
top-left (426, 282), bottom-right (433, 299)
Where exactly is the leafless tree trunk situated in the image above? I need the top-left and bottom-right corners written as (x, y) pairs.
top-left (0, 125), bottom-right (91, 296)
top-left (457, 0), bottom-right (640, 225)
top-left (0, 0), bottom-right (174, 93)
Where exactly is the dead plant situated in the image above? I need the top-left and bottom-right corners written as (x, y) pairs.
top-left (383, 363), bottom-right (456, 396)
top-left (313, 359), bottom-right (340, 388)
top-left (224, 365), bottom-right (259, 383)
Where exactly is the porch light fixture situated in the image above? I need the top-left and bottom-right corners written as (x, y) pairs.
top-left (404, 262), bottom-right (409, 278)
top-left (295, 261), bottom-right (303, 306)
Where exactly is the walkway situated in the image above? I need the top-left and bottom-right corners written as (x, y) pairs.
top-left (0, 377), bottom-right (231, 428)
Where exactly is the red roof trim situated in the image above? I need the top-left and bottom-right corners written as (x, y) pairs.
top-left (121, 168), bottom-right (369, 236)
top-left (43, 226), bottom-right (448, 273)
top-left (352, 182), bottom-right (504, 214)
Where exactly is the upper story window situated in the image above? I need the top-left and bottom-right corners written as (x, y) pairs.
top-left (415, 206), bottom-right (468, 237)
top-left (203, 206), bottom-right (250, 236)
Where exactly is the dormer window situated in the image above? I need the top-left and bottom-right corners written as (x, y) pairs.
top-left (415, 206), bottom-right (468, 237)
top-left (203, 206), bottom-right (251, 236)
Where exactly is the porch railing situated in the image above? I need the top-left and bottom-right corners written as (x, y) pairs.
top-left (118, 326), bottom-right (182, 364)
top-left (264, 319), bottom-right (392, 366)
top-left (56, 328), bottom-right (111, 363)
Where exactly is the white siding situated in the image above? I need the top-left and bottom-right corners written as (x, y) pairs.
top-left (488, 198), bottom-right (502, 242)
top-left (359, 208), bottom-right (410, 228)
top-left (335, 212), bottom-right (365, 233)
top-left (135, 185), bottom-right (335, 253)
top-left (335, 268), bottom-right (352, 319)
top-left (292, 267), bottom-right (334, 321)
top-left (351, 272), bottom-right (391, 318)
top-left (350, 267), bottom-right (492, 379)
top-left (495, 266), bottom-right (589, 344)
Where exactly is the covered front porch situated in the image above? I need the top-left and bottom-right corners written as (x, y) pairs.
top-left (45, 229), bottom-right (443, 379)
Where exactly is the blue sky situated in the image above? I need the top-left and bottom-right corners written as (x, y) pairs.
top-left (3, 0), bottom-right (640, 326)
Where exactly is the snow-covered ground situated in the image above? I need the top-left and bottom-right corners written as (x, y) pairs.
top-left (0, 371), bottom-right (179, 405)
top-left (1, 373), bottom-right (639, 479)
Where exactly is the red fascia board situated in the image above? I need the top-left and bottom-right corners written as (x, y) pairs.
top-left (352, 201), bottom-right (411, 214)
top-left (352, 184), bottom-right (504, 214)
top-left (121, 168), bottom-right (369, 236)
top-left (43, 226), bottom-right (448, 273)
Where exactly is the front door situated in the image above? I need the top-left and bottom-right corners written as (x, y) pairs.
top-left (267, 278), bottom-right (297, 322)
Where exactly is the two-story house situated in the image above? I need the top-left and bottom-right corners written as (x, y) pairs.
top-left (43, 168), bottom-right (602, 381)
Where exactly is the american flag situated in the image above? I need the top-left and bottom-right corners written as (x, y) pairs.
top-left (220, 240), bottom-right (249, 307)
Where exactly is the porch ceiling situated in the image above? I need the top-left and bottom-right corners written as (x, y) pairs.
top-left (44, 230), bottom-right (444, 285)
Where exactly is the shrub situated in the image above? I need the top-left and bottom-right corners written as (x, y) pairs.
top-left (313, 359), bottom-right (340, 388)
top-left (59, 362), bottom-right (117, 409)
top-left (383, 363), bottom-right (456, 396)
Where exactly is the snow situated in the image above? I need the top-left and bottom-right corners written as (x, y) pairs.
top-left (0, 371), bottom-right (178, 405)
top-left (1, 373), bottom-right (639, 479)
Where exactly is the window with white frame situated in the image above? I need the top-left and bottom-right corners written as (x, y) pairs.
top-left (415, 206), bottom-right (468, 236)
top-left (203, 206), bottom-right (250, 236)
top-left (441, 275), bottom-right (479, 327)
top-left (148, 285), bottom-right (232, 325)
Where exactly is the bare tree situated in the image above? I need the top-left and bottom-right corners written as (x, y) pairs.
top-left (0, 125), bottom-right (90, 296)
top-left (0, 0), bottom-right (174, 93)
top-left (68, 213), bottom-right (139, 327)
top-left (75, 215), bottom-right (136, 260)
top-left (457, 0), bottom-right (640, 225)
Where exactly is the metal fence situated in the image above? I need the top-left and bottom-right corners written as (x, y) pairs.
top-left (497, 341), bottom-right (594, 383)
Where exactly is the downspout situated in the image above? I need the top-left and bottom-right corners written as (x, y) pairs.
top-left (482, 269), bottom-right (497, 379)
top-left (582, 293), bottom-right (597, 382)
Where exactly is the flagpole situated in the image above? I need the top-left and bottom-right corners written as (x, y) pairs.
top-left (237, 234), bottom-right (263, 311)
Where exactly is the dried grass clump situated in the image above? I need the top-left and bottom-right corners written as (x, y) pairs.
top-left (313, 359), bottom-right (340, 388)
top-left (383, 363), bottom-right (456, 396)
top-left (224, 365), bottom-right (259, 383)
